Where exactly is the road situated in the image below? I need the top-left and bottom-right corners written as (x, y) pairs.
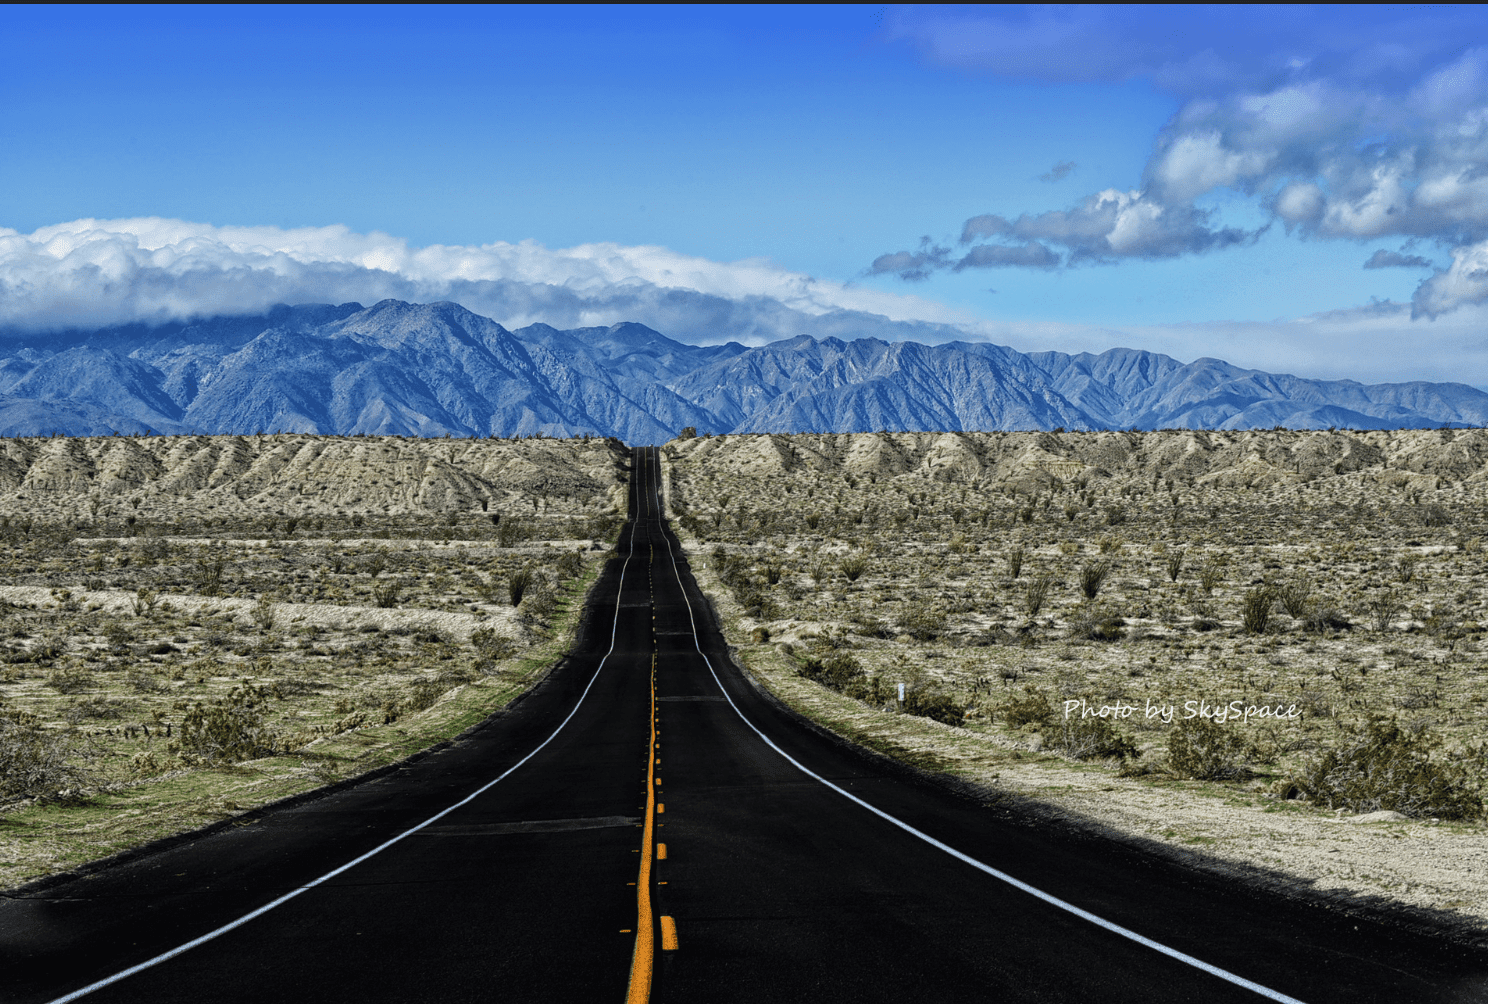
top-left (3, 446), bottom-right (1486, 1003)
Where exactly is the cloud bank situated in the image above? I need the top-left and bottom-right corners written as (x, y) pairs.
top-left (0, 217), bottom-right (979, 345)
top-left (3, 216), bottom-right (1488, 389)
top-left (875, 6), bottom-right (1488, 317)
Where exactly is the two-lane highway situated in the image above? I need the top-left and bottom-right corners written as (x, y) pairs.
top-left (3, 448), bottom-right (1486, 1002)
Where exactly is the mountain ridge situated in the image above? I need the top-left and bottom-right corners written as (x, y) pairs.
top-left (0, 298), bottom-right (1483, 441)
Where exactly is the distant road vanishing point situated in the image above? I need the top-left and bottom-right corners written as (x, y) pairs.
top-left (3, 449), bottom-right (1486, 1003)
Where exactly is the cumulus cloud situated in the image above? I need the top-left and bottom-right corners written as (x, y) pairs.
top-left (0, 218), bottom-right (985, 343)
top-left (1364, 249), bottom-right (1433, 269)
top-left (873, 7), bottom-right (1488, 316)
top-left (866, 238), bottom-right (951, 281)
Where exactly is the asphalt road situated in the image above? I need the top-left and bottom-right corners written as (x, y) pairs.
top-left (3, 446), bottom-right (1487, 1003)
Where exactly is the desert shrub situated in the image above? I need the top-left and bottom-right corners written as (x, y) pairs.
top-left (903, 689), bottom-right (967, 727)
top-left (1006, 546), bottom-right (1025, 580)
top-left (1364, 590), bottom-right (1402, 632)
top-left (1241, 587), bottom-right (1276, 635)
top-left (372, 577), bottom-right (402, 609)
top-left (898, 603), bottom-right (945, 641)
top-left (1198, 562), bottom-right (1223, 593)
top-left (177, 686), bottom-right (279, 763)
top-left (103, 621), bottom-right (134, 651)
top-left (126, 668), bottom-right (171, 694)
top-left (1166, 716), bottom-right (1249, 780)
top-left (33, 631), bottom-right (68, 661)
top-left (522, 583), bottom-right (558, 620)
top-left (251, 595), bottom-right (277, 632)
top-left (839, 553), bottom-right (869, 582)
top-left (0, 710), bottom-right (93, 801)
top-left (1001, 686), bottom-right (1053, 728)
top-left (556, 550), bottom-right (584, 578)
top-left (1165, 550), bottom-right (1184, 582)
top-left (132, 587), bottom-right (160, 617)
top-left (1023, 574), bottom-right (1053, 617)
top-left (403, 678), bottom-right (450, 714)
top-left (470, 627), bottom-right (515, 661)
top-left (798, 652), bottom-right (863, 689)
top-left (1295, 717), bottom-right (1482, 820)
top-left (1078, 560), bottom-right (1112, 600)
top-left (1277, 578), bottom-right (1311, 618)
top-left (1304, 606), bottom-right (1352, 633)
top-left (194, 556), bottom-right (226, 596)
top-left (508, 568), bottom-right (535, 606)
top-left (46, 668), bottom-right (95, 694)
top-left (1049, 715), bottom-right (1141, 761)
top-left (1069, 609), bottom-right (1125, 641)
top-left (851, 613), bottom-right (894, 639)
top-left (1420, 505), bottom-right (1451, 528)
top-left (496, 518), bottom-right (528, 547)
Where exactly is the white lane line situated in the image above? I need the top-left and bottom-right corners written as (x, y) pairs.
top-left (45, 480), bottom-right (649, 1004)
top-left (649, 447), bottom-right (1308, 1004)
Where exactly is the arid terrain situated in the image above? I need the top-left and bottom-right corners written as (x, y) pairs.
top-left (0, 434), bottom-right (628, 889)
top-left (663, 429), bottom-right (1488, 936)
top-left (5, 427), bottom-right (1488, 941)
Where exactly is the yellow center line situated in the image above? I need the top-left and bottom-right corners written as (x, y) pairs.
top-left (625, 652), bottom-right (659, 1004)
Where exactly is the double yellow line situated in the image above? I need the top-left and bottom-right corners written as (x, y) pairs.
top-left (627, 655), bottom-right (679, 999)
top-left (627, 452), bottom-right (678, 1003)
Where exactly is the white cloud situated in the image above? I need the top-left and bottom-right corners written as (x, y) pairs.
top-left (0, 217), bottom-right (979, 339)
top-left (2, 216), bottom-right (1484, 387)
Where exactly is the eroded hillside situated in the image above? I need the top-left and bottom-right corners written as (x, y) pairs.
top-left (0, 433), bottom-right (629, 525)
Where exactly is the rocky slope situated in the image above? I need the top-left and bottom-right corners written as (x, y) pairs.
top-left (2, 299), bottom-right (1486, 440)
top-left (0, 433), bottom-right (629, 522)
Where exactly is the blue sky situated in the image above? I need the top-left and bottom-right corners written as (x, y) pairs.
top-left (6, 5), bottom-right (1488, 384)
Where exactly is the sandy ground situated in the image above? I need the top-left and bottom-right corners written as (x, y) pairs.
top-left (0, 582), bottom-right (518, 641)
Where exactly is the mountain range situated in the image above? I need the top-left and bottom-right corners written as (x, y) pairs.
top-left (0, 299), bottom-right (1484, 442)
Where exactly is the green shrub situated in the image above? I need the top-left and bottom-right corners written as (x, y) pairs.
top-left (1241, 586), bottom-right (1275, 635)
top-left (177, 686), bottom-right (279, 763)
top-left (798, 652), bottom-right (864, 691)
top-left (372, 577), bottom-right (402, 609)
top-left (0, 710), bottom-right (94, 801)
top-left (1166, 716), bottom-right (1249, 780)
top-left (1079, 560), bottom-right (1112, 600)
top-left (1277, 578), bottom-right (1312, 618)
top-left (904, 689), bottom-right (966, 727)
top-left (1049, 715), bottom-right (1141, 761)
top-left (1001, 686), bottom-right (1053, 728)
top-left (1365, 589), bottom-right (1402, 633)
top-left (1023, 574), bottom-right (1053, 617)
top-left (508, 568), bottom-right (535, 606)
top-left (556, 550), bottom-right (584, 578)
top-left (496, 518), bottom-right (528, 547)
top-left (899, 603), bottom-right (945, 641)
top-left (470, 627), bottom-right (515, 661)
top-left (839, 553), bottom-right (869, 582)
top-left (1296, 717), bottom-right (1482, 820)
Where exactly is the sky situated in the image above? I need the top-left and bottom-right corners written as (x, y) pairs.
top-left (5, 4), bottom-right (1488, 386)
